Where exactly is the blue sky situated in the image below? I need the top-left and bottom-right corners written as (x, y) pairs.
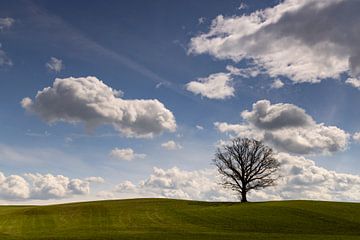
top-left (1, 0), bottom-right (360, 203)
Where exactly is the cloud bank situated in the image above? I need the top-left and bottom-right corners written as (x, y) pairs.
top-left (21, 76), bottom-right (176, 138)
top-left (111, 152), bottom-right (360, 202)
top-left (0, 171), bottom-right (102, 200)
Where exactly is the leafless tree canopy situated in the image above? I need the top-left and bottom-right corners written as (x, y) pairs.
top-left (214, 138), bottom-right (280, 202)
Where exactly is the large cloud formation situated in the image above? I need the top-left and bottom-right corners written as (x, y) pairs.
top-left (110, 152), bottom-right (360, 202)
top-left (215, 100), bottom-right (349, 155)
top-left (0, 171), bottom-right (102, 200)
top-left (21, 76), bottom-right (176, 138)
top-left (189, 0), bottom-right (360, 85)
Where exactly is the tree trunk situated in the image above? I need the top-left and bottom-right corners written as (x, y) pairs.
top-left (241, 191), bottom-right (248, 202)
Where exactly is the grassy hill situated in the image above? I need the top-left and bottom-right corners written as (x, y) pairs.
top-left (0, 198), bottom-right (359, 240)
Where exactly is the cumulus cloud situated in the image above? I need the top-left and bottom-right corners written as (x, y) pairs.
top-left (0, 171), bottom-right (100, 200)
top-left (0, 173), bottom-right (29, 200)
top-left (215, 100), bottom-right (349, 155)
top-left (253, 153), bottom-right (360, 201)
top-left (186, 72), bottom-right (234, 99)
top-left (189, 0), bottom-right (360, 84)
top-left (185, 64), bottom-right (262, 100)
top-left (21, 76), bottom-right (176, 138)
top-left (271, 79), bottom-right (284, 89)
top-left (161, 140), bottom-right (182, 150)
top-left (24, 173), bottom-right (90, 199)
top-left (109, 148), bottom-right (146, 161)
top-left (0, 17), bottom-right (14, 30)
top-left (111, 155), bottom-right (360, 202)
top-left (46, 57), bottom-right (64, 73)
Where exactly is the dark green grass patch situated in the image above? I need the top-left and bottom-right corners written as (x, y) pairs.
top-left (0, 199), bottom-right (359, 239)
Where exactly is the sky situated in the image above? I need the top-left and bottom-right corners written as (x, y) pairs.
top-left (1, 0), bottom-right (360, 204)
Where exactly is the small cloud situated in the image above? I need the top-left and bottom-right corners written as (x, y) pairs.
top-left (46, 57), bottom-right (64, 73)
top-left (352, 132), bottom-right (360, 142)
top-left (0, 18), bottom-right (15, 30)
top-left (161, 140), bottom-right (182, 150)
top-left (196, 125), bottom-right (204, 130)
top-left (155, 82), bottom-right (170, 89)
top-left (198, 17), bottom-right (206, 24)
top-left (109, 148), bottom-right (146, 161)
top-left (238, 2), bottom-right (248, 10)
top-left (271, 79), bottom-right (284, 89)
top-left (85, 176), bottom-right (105, 184)
top-left (64, 137), bottom-right (73, 143)
top-left (25, 130), bottom-right (51, 137)
top-left (345, 77), bottom-right (360, 89)
top-left (0, 44), bottom-right (12, 67)
top-left (186, 72), bottom-right (234, 100)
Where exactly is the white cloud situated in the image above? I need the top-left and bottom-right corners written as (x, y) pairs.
top-left (85, 176), bottom-right (105, 183)
top-left (352, 132), bottom-right (360, 143)
top-left (21, 76), bottom-right (176, 138)
top-left (196, 125), bottom-right (204, 130)
top-left (225, 65), bottom-right (261, 78)
top-left (115, 180), bottom-right (137, 192)
top-left (185, 65), bottom-right (262, 100)
top-left (0, 171), bottom-right (100, 200)
top-left (345, 78), bottom-right (360, 89)
top-left (0, 173), bottom-right (29, 200)
top-left (109, 148), bottom-right (146, 161)
top-left (189, 0), bottom-right (360, 84)
top-left (161, 140), bottom-right (182, 150)
top-left (0, 44), bottom-right (12, 67)
top-left (186, 72), bottom-right (234, 99)
top-left (271, 79), bottom-right (284, 89)
top-left (46, 57), bottom-right (64, 73)
top-left (238, 2), bottom-right (248, 10)
top-left (252, 153), bottom-right (360, 201)
top-left (0, 18), bottom-right (14, 30)
top-left (198, 17), bottom-right (206, 25)
top-left (215, 100), bottom-right (349, 155)
top-left (24, 173), bottom-right (90, 199)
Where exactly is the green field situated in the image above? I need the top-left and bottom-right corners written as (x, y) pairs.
top-left (0, 198), bottom-right (359, 239)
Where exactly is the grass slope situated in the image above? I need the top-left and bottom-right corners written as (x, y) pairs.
top-left (0, 198), bottom-right (359, 239)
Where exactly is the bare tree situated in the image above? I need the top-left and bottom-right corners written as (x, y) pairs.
top-left (214, 138), bottom-right (280, 202)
